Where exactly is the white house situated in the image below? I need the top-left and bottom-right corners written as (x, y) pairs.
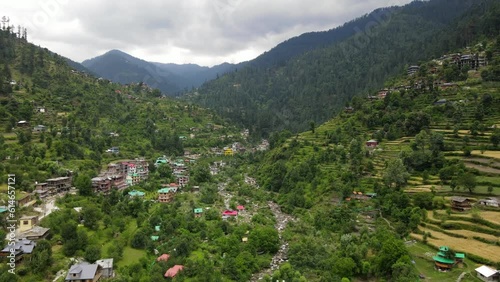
top-left (476, 265), bottom-right (500, 282)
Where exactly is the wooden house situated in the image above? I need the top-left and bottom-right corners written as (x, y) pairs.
top-left (451, 196), bottom-right (472, 211)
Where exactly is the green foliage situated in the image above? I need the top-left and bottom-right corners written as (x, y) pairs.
top-left (383, 159), bottom-right (410, 189)
top-left (249, 226), bottom-right (280, 254)
top-left (191, 0), bottom-right (499, 136)
top-left (84, 245), bottom-right (101, 263)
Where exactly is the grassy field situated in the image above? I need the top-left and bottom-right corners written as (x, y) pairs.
top-left (116, 246), bottom-right (147, 268)
top-left (407, 242), bottom-right (483, 282)
top-left (471, 150), bottom-right (500, 159)
top-left (450, 211), bottom-right (500, 225)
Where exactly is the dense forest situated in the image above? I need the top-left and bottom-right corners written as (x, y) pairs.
top-left (190, 0), bottom-right (500, 137)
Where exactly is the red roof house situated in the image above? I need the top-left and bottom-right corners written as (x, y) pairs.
top-left (165, 265), bottom-right (184, 278)
top-left (366, 140), bottom-right (378, 147)
top-left (222, 210), bottom-right (238, 216)
top-left (236, 205), bottom-right (245, 211)
top-left (157, 254), bottom-right (170, 262)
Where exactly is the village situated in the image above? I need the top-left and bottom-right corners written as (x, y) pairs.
top-left (0, 135), bottom-right (279, 281)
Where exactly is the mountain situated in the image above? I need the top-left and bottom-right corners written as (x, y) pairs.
top-left (82, 50), bottom-right (241, 95)
top-left (255, 34), bottom-right (500, 279)
top-left (0, 29), bottom-right (240, 191)
top-left (189, 0), bottom-right (498, 137)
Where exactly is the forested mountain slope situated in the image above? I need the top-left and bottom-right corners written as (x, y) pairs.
top-left (190, 0), bottom-right (499, 137)
top-left (0, 29), bottom-right (239, 191)
top-left (254, 34), bottom-right (500, 280)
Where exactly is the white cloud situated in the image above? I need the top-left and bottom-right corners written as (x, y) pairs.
top-left (1, 0), bottom-right (413, 66)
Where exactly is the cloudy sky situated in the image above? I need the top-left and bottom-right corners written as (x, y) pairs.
top-left (2, 0), bottom-right (412, 66)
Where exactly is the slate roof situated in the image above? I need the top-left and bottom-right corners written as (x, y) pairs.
top-left (65, 263), bottom-right (98, 281)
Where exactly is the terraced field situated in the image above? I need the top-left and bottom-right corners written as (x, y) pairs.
top-left (413, 209), bottom-right (500, 262)
top-left (411, 229), bottom-right (500, 262)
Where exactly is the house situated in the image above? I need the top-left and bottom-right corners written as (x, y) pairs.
top-left (17, 226), bottom-right (50, 241)
top-left (192, 186), bottom-right (200, 192)
top-left (155, 226), bottom-right (161, 232)
top-left (46, 176), bottom-right (72, 194)
top-left (224, 148), bottom-right (234, 156)
top-left (19, 215), bottom-right (39, 232)
top-left (222, 210), bottom-right (238, 217)
top-left (17, 120), bottom-right (29, 127)
top-left (151, 236), bottom-right (159, 241)
top-left (377, 89), bottom-right (389, 99)
top-left (344, 106), bottom-right (354, 113)
top-left (432, 246), bottom-right (455, 270)
top-left (407, 65), bottom-right (420, 76)
top-left (434, 99), bottom-right (448, 105)
top-left (16, 191), bottom-right (34, 207)
top-left (165, 265), bottom-right (184, 278)
top-left (476, 265), bottom-right (499, 282)
top-left (194, 208), bottom-right (203, 218)
top-left (237, 205), bottom-right (245, 212)
top-left (477, 198), bottom-right (499, 208)
top-left (176, 175), bottom-right (189, 187)
top-left (155, 157), bottom-right (169, 167)
top-left (0, 239), bottom-right (36, 263)
top-left (128, 190), bottom-right (145, 197)
top-left (65, 262), bottom-right (102, 282)
top-left (366, 140), bottom-right (378, 148)
top-left (158, 187), bottom-right (176, 203)
top-left (352, 192), bottom-right (370, 201)
top-left (96, 258), bottom-right (114, 279)
top-left (157, 254), bottom-right (170, 262)
top-left (106, 147), bottom-right (119, 154)
top-left (33, 125), bottom-right (46, 132)
top-left (451, 196), bottom-right (472, 211)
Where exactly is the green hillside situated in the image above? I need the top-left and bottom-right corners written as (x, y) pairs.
top-left (0, 28), bottom-right (242, 191)
top-left (254, 36), bottom-right (500, 280)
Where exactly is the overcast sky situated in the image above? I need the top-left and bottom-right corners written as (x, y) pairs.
top-left (2, 0), bottom-right (413, 66)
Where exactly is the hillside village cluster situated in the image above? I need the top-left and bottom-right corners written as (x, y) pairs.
top-left (0, 132), bottom-right (271, 279)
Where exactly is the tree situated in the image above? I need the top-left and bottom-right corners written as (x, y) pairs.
top-left (383, 159), bottom-right (410, 189)
top-left (29, 240), bottom-right (52, 273)
top-left (458, 172), bottom-right (477, 193)
top-left (81, 205), bottom-right (101, 230)
top-left (191, 164), bottom-right (211, 184)
top-left (249, 226), bottom-right (280, 254)
top-left (84, 245), bottom-right (101, 263)
top-left (131, 229), bottom-right (148, 249)
top-left (413, 193), bottom-right (433, 210)
top-left (74, 174), bottom-right (92, 196)
top-left (375, 237), bottom-right (409, 276)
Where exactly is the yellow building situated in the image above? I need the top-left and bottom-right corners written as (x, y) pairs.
top-left (224, 148), bottom-right (234, 156)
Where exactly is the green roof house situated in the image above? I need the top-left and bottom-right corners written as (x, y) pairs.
top-left (155, 226), bottom-right (161, 232)
top-left (128, 190), bottom-right (145, 197)
top-left (433, 246), bottom-right (456, 270)
top-left (151, 236), bottom-right (159, 241)
top-left (194, 208), bottom-right (203, 217)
